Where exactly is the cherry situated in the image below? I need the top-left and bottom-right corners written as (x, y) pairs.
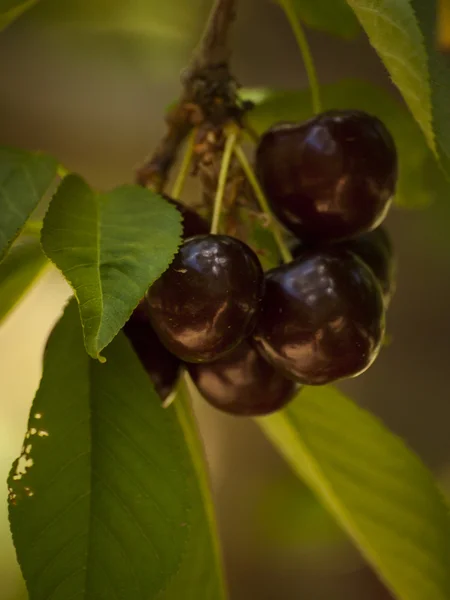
top-left (293, 227), bottom-right (396, 306)
top-left (256, 110), bottom-right (397, 242)
top-left (146, 234), bottom-right (265, 363)
top-left (253, 248), bottom-right (385, 385)
top-left (163, 195), bottom-right (209, 239)
top-left (123, 301), bottom-right (180, 400)
top-left (187, 339), bottom-right (297, 416)
top-left (340, 227), bottom-right (396, 306)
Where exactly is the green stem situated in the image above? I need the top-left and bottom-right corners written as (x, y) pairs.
top-left (278, 0), bottom-right (321, 114)
top-left (210, 128), bottom-right (238, 234)
top-left (234, 144), bottom-right (293, 263)
top-left (22, 220), bottom-right (43, 237)
top-left (171, 129), bottom-right (197, 200)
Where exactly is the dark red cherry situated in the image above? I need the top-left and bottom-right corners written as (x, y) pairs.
top-left (146, 235), bottom-right (265, 363)
top-left (256, 110), bottom-right (397, 242)
top-left (293, 227), bottom-right (396, 307)
top-left (123, 301), bottom-right (180, 400)
top-left (253, 248), bottom-right (385, 385)
top-left (163, 195), bottom-right (209, 239)
top-left (341, 227), bottom-right (396, 306)
top-left (187, 339), bottom-right (297, 416)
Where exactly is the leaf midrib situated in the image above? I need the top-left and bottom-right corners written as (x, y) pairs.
top-left (94, 194), bottom-right (104, 358)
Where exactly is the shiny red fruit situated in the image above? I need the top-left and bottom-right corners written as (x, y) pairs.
top-left (293, 227), bottom-right (396, 307)
top-left (187, 339), bottom-right (297, 416)
top-left (256, 110), bottom-right (397, 242)
top-left (341, 227), bottom-right (396, 307)
top-left (123, 301), bottom-right (180, 400)
top-left (146, 235), bottom-right (265, 363)
top-left (253, 248), bottom-right (385, 385)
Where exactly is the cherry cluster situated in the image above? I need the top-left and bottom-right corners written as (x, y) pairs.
top-left (124, 110), bottom-right (397, 417)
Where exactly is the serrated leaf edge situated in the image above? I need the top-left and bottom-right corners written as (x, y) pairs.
top-left (41, 179), bottom-right (183, 361)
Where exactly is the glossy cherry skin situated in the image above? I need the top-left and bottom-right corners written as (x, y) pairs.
top-left (256, 110), bottom-right (398, 242)
top-left (187, 339), bottom-right (297, 416)
top-left (253, 248), bottom-right (385, 385)
top-left (146, 235), bottom-right (265, 363)
top-left (293, 227), bottom-right (396, 306)
top-left (341, 227), bottom-right (396, 306)
top-left (163, 195), bottom-right (209, 239)
top-left (123, 301), bottom-right (180, 400)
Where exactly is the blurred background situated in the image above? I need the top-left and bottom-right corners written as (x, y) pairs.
top-left (1, 1), bottom-right (450, 598)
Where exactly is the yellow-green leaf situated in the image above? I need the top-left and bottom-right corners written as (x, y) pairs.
top-left (41, 175), bottom-right (182, 360)
top-left (258, 386), bottom-right (450, 600)
top-left (0, 147), bottom-right (57, 261)
top-left (0, 239), bottom-right (48, 323)
top-left (8, 300), bottom-right (224, 599)
top-left (0, 0), bottom-right (38, 31)
top-left (344, 0), bottom-right (450, 177)
top-left (157, 378), bottom-right (227, 600)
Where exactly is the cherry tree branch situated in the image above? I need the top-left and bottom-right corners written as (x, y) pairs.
top-left (190, 0), bottom-right (237, 70)
top-left (136, 0), bottom-right (238, 191)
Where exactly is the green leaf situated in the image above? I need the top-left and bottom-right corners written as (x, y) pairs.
top-left (253, 475), bottom-right (345, 550)
top-left (0, 0), bottom-right (38, 30)
top-left (41, 175), bottom-right (182, 360)
top-left (280, 0), bottom-right (359, 39)
top-left (409, 0), bottom-right (450, 175)
top-left (157, 379), bottom-right (227, 600)
top-left (258, 386), bottom-right (450, 600)
top-left (8, 299), bottom-right (224, 599)
top-left (243, 80), bottom-right (448, 208)
top-left (0, 147), bottom-right (57, 261)
top-left (344, 0), bottom-right (450, 176)
top-left (0, 239), bottom-right (48, 323)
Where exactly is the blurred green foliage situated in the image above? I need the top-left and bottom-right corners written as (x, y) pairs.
top-left (0, 0), bottom-right (38, 31)
top-left (286, 0), bottom-right (359, 39)
top-left (15, 0), bottom-right (208, 35)
top-left (5, 0), bottom-right (210, 78)
top-left (253, 474), bottom-right (346, 551)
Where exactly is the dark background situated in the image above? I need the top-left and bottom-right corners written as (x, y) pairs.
top-left (1, 1), bottom-right (449, 598)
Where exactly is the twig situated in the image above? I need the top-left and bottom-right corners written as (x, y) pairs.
top-left (135, 105), bottom-right (193, 190)
top-left (136, 0), bottom-right (238, 191)
top-left (190, 0), bottom-right (237, 70)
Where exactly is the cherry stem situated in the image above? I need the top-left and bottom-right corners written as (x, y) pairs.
top-left (170, 129), bottom-right (197, 200)
top-left (210, 128), bottom-right (238, 234)
top-left (233, 144), bottom-right (293, 263)
top-left (278, 0), bottom-right (322, 114)
top-left (161, 381), bottom-right (180, 409)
